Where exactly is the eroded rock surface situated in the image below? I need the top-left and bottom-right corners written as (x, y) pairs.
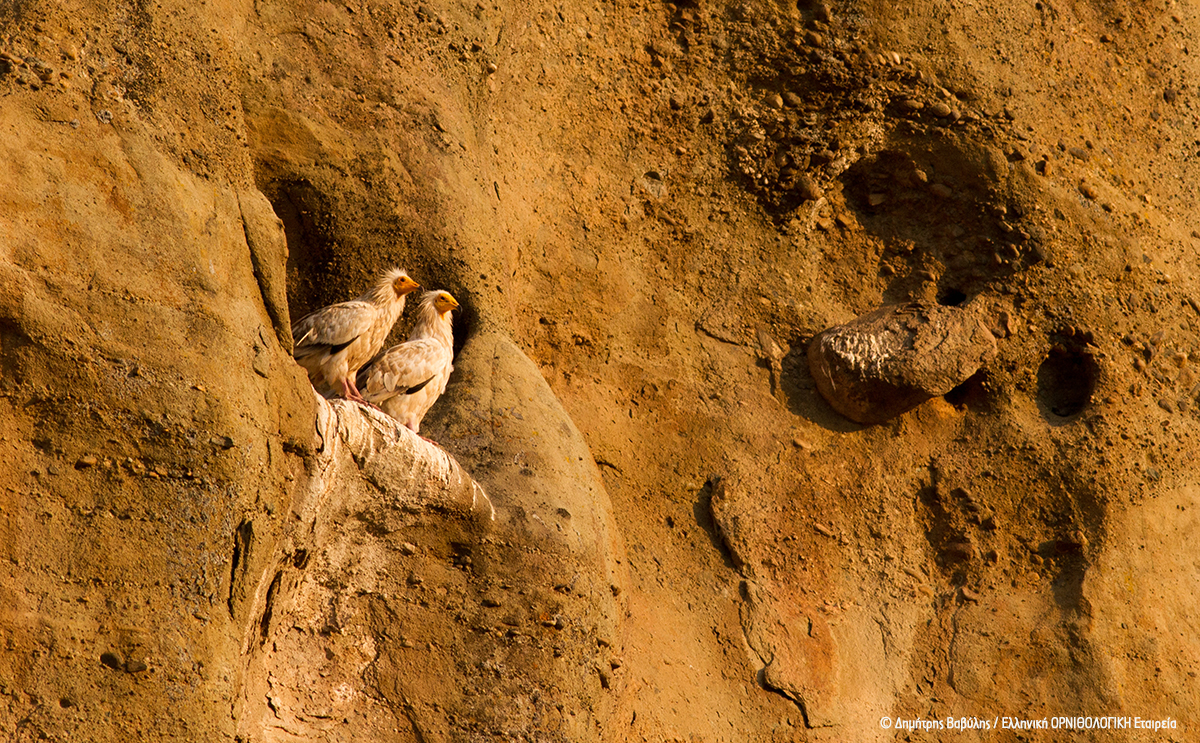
top-left (237, 397), bottom-right (494, 742)
top-left (234, 336), bottom-right (630, 743)
top-left (422, 331), bottom-right (630, 740)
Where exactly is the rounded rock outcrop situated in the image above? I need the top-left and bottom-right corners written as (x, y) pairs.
top-left (807, 304), bottom-right (998, 424)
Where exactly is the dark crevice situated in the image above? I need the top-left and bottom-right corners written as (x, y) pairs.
top-left (227, 519), bottom-right (254, 618)
top-left (259, 571), bottom-right (284, 643)
top-left (754, 667), bottom-right (815, 728)
top-left (695, 477), bottom-right (740, 573)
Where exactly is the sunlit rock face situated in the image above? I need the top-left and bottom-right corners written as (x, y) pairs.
top-left (3, 0), bottom-right (1200, 739)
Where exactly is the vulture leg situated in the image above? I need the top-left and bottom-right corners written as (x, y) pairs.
top-left (337, 377), bottom-right (367, 403)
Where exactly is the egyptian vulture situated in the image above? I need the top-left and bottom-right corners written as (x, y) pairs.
top-left (358, 289), bottom-right (459, 432)
top-left (291, 268), bottom-right (421, 402)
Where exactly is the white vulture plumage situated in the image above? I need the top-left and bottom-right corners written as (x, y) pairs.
top-left (290, 268), bottom-right (421, 402)
top-left (358, 289), bottom-right (459, 433)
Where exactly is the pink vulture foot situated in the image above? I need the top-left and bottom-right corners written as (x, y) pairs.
top-left (337, 378), bottom-right (368, 404)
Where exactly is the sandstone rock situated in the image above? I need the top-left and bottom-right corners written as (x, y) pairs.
top-left (0, 94), bottom-right (316, 741)
top-left (419, 332), bottom-right (630, 739)
top-left (3, 0), bottom-right (1200, 737)
top-left (807, 304), bottom-right (998, 424)
top-left (742, 580), bottom-right (838, 727)
top-left (237, 396), bottom-right (494, 742)
top-left (237, 188), bottom-right (293, 348)
top-left (710, 474), bottom-right (923, 730)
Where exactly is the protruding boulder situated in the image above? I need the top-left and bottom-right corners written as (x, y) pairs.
top-left (807, 304), bottom-right (997, 424)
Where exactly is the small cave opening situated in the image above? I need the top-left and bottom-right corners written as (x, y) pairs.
top-left (944, 369), bottom-right (989, 410)
top-left (255, 165), bottom-right (472, 361)
top-left (936, 287), bottom-right (968, 306)
top-left (1037, 347), bottom-right (1098, 420)
top-left (448, 292), bottom-right (474, 356)
top-left (265, 179), bottom-right (345, 319)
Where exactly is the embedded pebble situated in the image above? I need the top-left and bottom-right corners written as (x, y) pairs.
top-left (998, 312), bottom-right (1015, 337)
top-left (898, 98), bottom-right (924, 113)
top-left (808, 148), bottom-right (833, 167)
top-left (783, 91), bottom-right (803, 108)
top-left (766, 93), bottom-right (783, 110)
top-left (943, 541), bottom-right (975, 562)
top-left (400, 542), bottom-right (418, 555)
top-left (1079, 182), bottom-right (1099, 200)
top-left (929, 183), bottom-right (953, 198)
top-left (797, 174), bottom-right (821, 201)
top-left (76, 455), bottom-right (98, 469)
top-left (100, 652), bottom-right (123, 670)
top-left (929, 101), bottom-right (953, 117)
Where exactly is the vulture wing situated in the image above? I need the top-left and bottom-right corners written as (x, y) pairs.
top-left (292, 301), bottom-right (377, 359)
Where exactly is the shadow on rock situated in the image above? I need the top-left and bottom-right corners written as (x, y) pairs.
top-left (779, 339), bottom-right (866, 433)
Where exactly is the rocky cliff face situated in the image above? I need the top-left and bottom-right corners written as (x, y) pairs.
top-left (2, 0), bottom-right (1199, 740)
